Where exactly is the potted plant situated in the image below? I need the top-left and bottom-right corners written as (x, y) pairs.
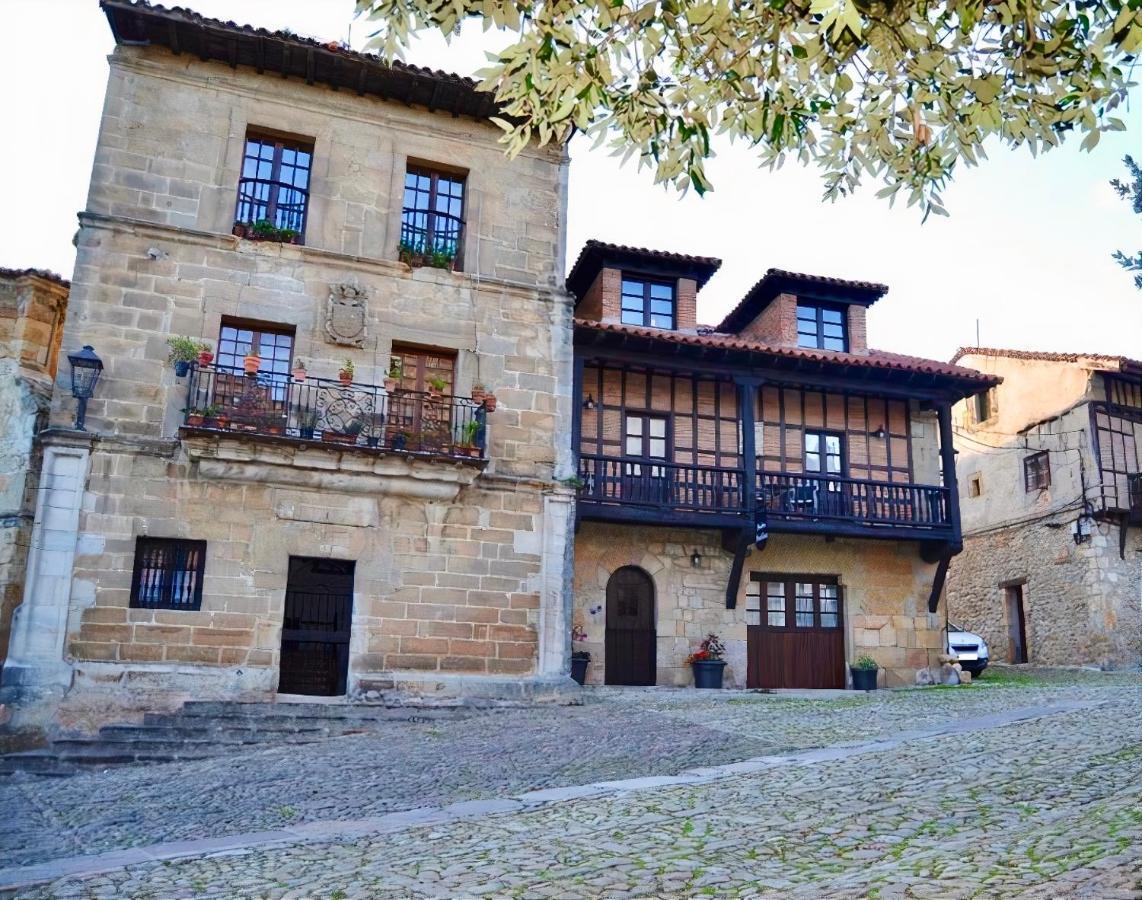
top-left (296, 405), bottom-right (319, 439)
top-left (202, 406), bottom-right (226, 429)
top-left (455, 419), bottom-right (483, 458)
top-left (398, 239), bottom-right (427, 268)
top-left (242, 346), bottom-right (261, 376)
top-left (261, 413), bottom-right (287, 436)
top-left (390, 431), bottom-right (410, 451)
top-left (167, 335), bottom-right (200, 377)
top-left (248, 219), bottom-right (300, 244)
top-left (338, 359), bottom-right (355, 386)
top-left (196, 342), bottom-right (215, 366)
top-left (428, 247), bottom-right (456, 270)
top-left (184, 407), bottom-right (207, 427)
top-left (850, 654), bottom-right (880, 691)
top-left (291, 359), bottom-right (308, 382)
top-left (570, 624), bottom-right (590, 685)
top-left (427, 375), bottom-right (447, 400)
top-left (384, 358), bottom-right (402, 392)
top-left (471, 383), bottom-right (498, 412)
top-left (687, 633), bottom-right (727, 689)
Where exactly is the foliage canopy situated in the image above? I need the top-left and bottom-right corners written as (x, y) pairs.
top-left (357, 0), bottom-right (1141, 218)
top-left (1110, 154), bottom-right (1142, 287)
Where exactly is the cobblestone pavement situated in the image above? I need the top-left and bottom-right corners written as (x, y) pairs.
top-left (3, 668), bottom-right (1141, 897)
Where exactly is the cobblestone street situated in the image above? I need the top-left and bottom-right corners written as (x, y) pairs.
top-left (2, 668), bottom-right (1140, 897)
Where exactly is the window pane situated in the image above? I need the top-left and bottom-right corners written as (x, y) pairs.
top-left (621, 310), bottom-right (645, 326)
top-left (795, 584), bottom-right (814, 627)
top-left (805, 452), bottom-right (821, 472)
top-left (626, 417), bottom-right (643, 436)
top-left (648, 418), bottom-right (666, 438)
top-left (745, 581), bottom-right (762, 611)
top-left (823, 335), bottom-right (845, 351)
top-left (625, 436), bottom-right (641, 455)
top-left (648, 438), bottom-right (666, 458)
top-left (822, 308), bottom-right (844, 324)
top-left (820, 612), bottom-right (839, 628)
top-left (805, 434), bottom-right (820, 453)
top-left (650, 312), bottom-right (673, 328)
top-left (766, 583), bottom-right (786, 627)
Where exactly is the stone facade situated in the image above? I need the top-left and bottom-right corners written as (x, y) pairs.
top-left (0, 270), bottom-right (68, 666)
top-left (573, 524), bottom-right (948, 688)
top-left (948, 350), bottom-right (1142, 669)
top-left (3, 34), bottom-right (577, 724)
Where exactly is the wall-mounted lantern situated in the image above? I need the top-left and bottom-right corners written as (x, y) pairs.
top-left (66, 345), bottom-right (103, 431)
top-left (690, 549), bottom-right (703, 568)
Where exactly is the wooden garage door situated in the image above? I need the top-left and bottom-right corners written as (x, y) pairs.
top-left (746, 574), bottom-right (844, 689)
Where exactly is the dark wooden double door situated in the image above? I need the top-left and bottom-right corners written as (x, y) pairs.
top-left (605, 567), bottom-right (656, 686)
top-left (279, 557), bottom-right (354, 696)
top-left (747, 575), bottom-right (845, 689)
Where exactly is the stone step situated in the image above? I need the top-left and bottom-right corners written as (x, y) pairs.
top-left (51, 737), bottom-right (266, 755)
top-left (94, 725), bottom-right (328, 745)
top-left (178, 700), bottom-right (473, 719)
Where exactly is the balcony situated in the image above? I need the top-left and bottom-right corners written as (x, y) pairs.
top-left (182, 364), bottom-right (487, 461)
top-left (576, 455), bottom-right (953, 538)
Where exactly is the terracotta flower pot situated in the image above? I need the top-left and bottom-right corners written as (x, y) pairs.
top-left (197, 350), bottom-right (214, 366)
top-left (338, 371), bottom-right (354, 386)
top-left (482, 394), bottom-right (497, 412)
top-left (185, 414), bottom-right (205, 427)
top-left (292, 368), bottom-right (307, 382)
top-left (384, 377), bottom-right (399, 392)
top-left (243, 355), bottom-right (261, 375)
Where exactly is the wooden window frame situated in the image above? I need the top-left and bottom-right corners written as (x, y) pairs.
top-left (235, 131), bottom-right (314, 240)
top-left (1023, 450), bottom-right (1051, 492)
top-left (402, 164), bottom-right (467, 270)
top-left (620, 275), bottom-right (676, 330)
top-left (803, 429), bottom-right (847, 478)
top-left (130, 538), bottom-right (207, 611)
top-left (749, 573), bottom-right (843, 631)
top-left (796, 301), bottom-right (848, 352)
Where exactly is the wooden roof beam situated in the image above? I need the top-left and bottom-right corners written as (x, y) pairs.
top-left (306, 48), bottom-right (315, 85)
top-left (256, 36), bottom-right (265, 73)
top-left (167, 21), bottom-right (181, 54)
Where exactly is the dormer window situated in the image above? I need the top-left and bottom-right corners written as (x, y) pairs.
top-left (621, 277), bottom-right (675, 329)
top-left (796, 302), bottom-right (847, 351)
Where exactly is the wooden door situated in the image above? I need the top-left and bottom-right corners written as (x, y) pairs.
top-left (279, 557), bottom-right (354, 696)
top-left (747, 576), bottom-right (845, 689)
top-left (605, 567), bottom-right (656, 686)
top-left (1006, 585), bottom-right (1028, 663)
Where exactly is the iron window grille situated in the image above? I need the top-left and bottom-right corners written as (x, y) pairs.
top-left (401, 166), bottom-right (466, 268)
top-left (1023, 450), bottom-right (1051, 492)
top-left (796, 302), bottom-right (848, 351)
top-left (621, 277), bottom-right (676, 329)
top-left (130, 538), bottom-right (207, 610)
top-left (235, 134), bottom-right (313, 239)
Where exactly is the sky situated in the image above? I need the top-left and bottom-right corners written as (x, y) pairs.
top-left (2, 0), bottom-right (1141, 362)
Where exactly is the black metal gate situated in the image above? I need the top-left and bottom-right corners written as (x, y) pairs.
top-left (605, 566), bottom-right (656, 686)
top-left (279, 557), bottom-right (354, 696)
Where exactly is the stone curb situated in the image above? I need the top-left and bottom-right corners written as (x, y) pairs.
top-left (0, 699), bottom-right (1098, 891)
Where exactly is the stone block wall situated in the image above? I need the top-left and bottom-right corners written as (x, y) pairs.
top-left (573, 523), bottom-right (946, 689)
top-left (947, 515), bottom-right (1141, 669)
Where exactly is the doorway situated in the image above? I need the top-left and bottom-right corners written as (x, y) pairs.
top-left (279, 557), bottom-right (355, 696)
top-left (604, 567), bottom-right (656, 686)
top-left (1005, 584), bottom-right (1028, 664)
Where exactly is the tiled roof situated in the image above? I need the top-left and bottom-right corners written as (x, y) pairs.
top-left (951, 347), bottom-right (1142, 372)
top-left (0, 267), bottom-right (69, 288)
top-left (566, 240), bottom-right (722, 299)
top-left (575, 319), bottom-right (999, 392)
top-left (718, 268), bottom-right (889, 333)
top-left (101, 0), bottom-right (499, 121)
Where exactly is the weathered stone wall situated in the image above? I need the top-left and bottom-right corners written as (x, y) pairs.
top-left (947, 503), bottom-right (1142, 669)
top-left (573, 523), bottom-right (946, 688)
top-left (29, 45), bottom-right (574, 716)
top-left (0, 271), bottom-right (68, 665)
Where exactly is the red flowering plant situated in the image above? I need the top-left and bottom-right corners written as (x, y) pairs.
top-left (686, 633), bottom-right (726, 665)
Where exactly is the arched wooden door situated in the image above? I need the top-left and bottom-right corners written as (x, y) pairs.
top-left (605, 567), bottom-right (656, 686)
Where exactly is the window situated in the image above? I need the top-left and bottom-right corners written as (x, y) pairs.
top-left (624, 413), bottom-right (668, 477)
top-left (389, 344), bottom-right (456, 395)
top-left (796, 302), bottom-right (847, 351)
top-left (968, 474), bottom-right (983, 498)
top-left (402, 166), bottom-right (466, 268)
top-left (235, 133), bottom-right (313, 238)
top-left (972, 388), bottom-right (997, 424)
top-left (751, 575), bottom-right (842, 630)
top-left (804, 431), bottom-right (844, 477)
top-left (1023, 451), bottom-right (1051, 492)
top-left (130, 538), bottom-right (207, 610)
top-left (621, 278), bottom-right (676, 329)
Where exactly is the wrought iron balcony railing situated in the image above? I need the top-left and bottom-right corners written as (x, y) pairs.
top-left (758, 471), bottom-right (951, 529)
top-left (182, 364), bottom-right (487, 460)
top-left (399, 207), bottom-right (464, 269)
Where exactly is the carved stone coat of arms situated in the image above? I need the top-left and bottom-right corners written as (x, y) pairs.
top-left (325, 284), bottom-right (368, 347)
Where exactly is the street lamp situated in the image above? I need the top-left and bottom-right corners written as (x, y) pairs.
top-left (66, 345), bottom-right (103, 431)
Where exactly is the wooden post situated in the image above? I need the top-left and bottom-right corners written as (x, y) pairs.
top-left (936, 400), bottom-right (961, 544)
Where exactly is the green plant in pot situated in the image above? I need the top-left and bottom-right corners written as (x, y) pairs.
top-left (687, 633), bottom-right (727, 689)
top-left (427, 375), bottom-right (447, 399)
top-left (167, 336), bottom-right (200, 377)
top-left (296, 406), bottom-right (319, 439)
top-left (457, 418), bottom-right (483, 457)
top-left (850, 654), bottom-right (880, 691)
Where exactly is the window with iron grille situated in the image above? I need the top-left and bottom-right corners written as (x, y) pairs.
top-left (1023, 451), bottom-right (1051, 492)
top-left (130, 538), bottom-right (207, 610)
top-left (401, 166), bottom-right (466, 268)
top-left (235, 133), bottom-right (313, 239)
top-left (796, 302), bottom-right (847, 351)
top-left (621, 277), bottom-right (676, 329)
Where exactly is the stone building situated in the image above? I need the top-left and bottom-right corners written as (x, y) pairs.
top-left (2, 1), bottom-right (575, 725)
top-left (946, 348), bottom-right (1142, 669)
top-left (567, 244), bottom-right (998, 688)
top-left (0, 269), bottom-right (69, 667)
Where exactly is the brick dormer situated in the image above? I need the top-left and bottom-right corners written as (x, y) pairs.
top-left (718, 269), bottom-right (887, 356)
top-left (566, 240), bottom-right (720, 333)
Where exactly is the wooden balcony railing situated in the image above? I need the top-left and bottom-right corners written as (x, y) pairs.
top-left (1129, 473), bottom-right (1142, 520)
top-left (577, 454), bottom-right (746, 514)
top-left (757, 471), bottom-right (951, 529)
top-left (182, 364), bottom-right (487, 459)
